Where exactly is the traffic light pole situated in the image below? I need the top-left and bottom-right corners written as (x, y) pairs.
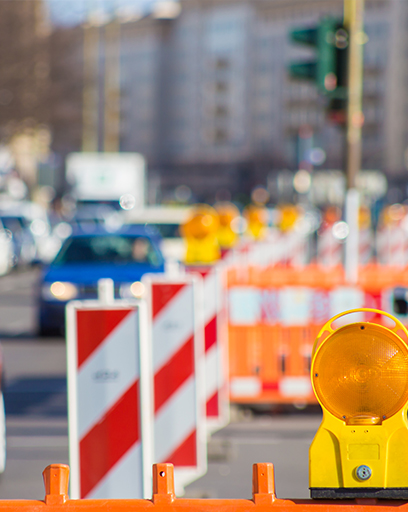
top-left (344, 0), bottom-right (364, 190)
top-left (343, 0), bottom-right (364, 284)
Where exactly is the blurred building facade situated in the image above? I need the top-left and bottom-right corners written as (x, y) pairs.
top-left (85, 0), bottom-right (400, 202)
top-left (17, 0), bottom-right (406, 201)
top-left (0, 0), bottom-right (50, 138)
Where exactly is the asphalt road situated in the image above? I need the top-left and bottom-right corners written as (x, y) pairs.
top-left (0, 267), bottom-right (322, 500)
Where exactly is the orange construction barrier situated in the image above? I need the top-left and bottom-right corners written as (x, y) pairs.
top-left (227, 263), bottom-right (408, 406)
top-left (10, 462), bottom-right (408, 509)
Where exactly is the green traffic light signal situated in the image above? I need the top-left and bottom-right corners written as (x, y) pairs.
top-left (289, 17), bottom-right (348, 98)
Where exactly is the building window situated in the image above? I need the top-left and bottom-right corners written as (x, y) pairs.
top-left (215, 81), bottom-right (229, 93)
top-left (215, 105), bottom-right (229, 117)
top-left (216, 57), bottom-right (230, 70)
top-left (214, 128), bottom-right (228, 144)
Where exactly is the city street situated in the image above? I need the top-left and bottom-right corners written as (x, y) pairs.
top-left (0, 268), bottom-right (321, 500)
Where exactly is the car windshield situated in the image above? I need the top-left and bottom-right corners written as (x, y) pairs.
top-left (53, 235), bottom-right (162, 266)
top-left (151, 223), bottom-right (181, 238)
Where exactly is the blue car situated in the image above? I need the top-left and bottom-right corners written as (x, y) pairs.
top-left (38, 225), bottom-right (165, 335)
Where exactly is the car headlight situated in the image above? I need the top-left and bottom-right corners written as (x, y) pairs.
top-left (42, 282), bottom-right (79, 301)
top-left (119, 281), bottom-right (145, 299)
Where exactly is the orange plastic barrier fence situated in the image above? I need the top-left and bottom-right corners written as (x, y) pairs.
top-left (227, 264), bottom-right (408, 406)
top-left (6, 462), bottom-right (407, 510)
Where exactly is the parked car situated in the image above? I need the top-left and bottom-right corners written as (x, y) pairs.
top-left (0, 220), bottom-right (13, 276)
top-left (0, 200), bottom-right (59, 265)
top-left (0, 213), bottom-right (36, 266)
top-left (38, 224), bottom-right (165, 335)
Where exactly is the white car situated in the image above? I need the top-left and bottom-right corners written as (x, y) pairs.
top-left (124, 206), bottom-right (189, 262)
top-left (0, 217), bottom-right (13, 276)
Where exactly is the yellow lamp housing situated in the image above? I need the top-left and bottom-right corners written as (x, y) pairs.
top-left (181, 204), bottom-right (221, 264)
top-left (310, 308), bottom-right (408, 499)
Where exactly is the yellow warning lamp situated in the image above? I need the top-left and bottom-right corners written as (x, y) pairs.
top-left (310, 308), bottom-right (408, 499)
top-left (180, 204), bottom-right (221, 264)
top-left (243, 204), bottom-right (267, 240)
top-left (381, 203), bottom-right (406, 228)
top-left (359, 205), bottom-right (371, 230)
top-left (214, 202), bottom-right (240, 249)
top-left (276, 204), bottom-right (299, 232)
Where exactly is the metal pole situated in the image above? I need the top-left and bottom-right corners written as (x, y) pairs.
top-left (103, 16), bottom-right (121, 152)
top-left (82, 22), bottom-right (100, 152)
top-left (344, 0), bottom-right (365, 190)
top-left (343, 0), bottom-right (364, 283)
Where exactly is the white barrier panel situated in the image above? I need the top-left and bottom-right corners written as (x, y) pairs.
top-left (279, 286), bottom-right (313, 326)
top-left (376, 226), bottom-right (406, 266)
top-left (229, 286), bottom-right (366, 327)
top-left (185, 265), bottom-right (229, 434)
top-left (66, 300), bottom-right (152, 499)
top-left (142, 273), bottom-right (207, 494)
top-left (229, 286), bottom-right (261, 325)
top-left (317, 226), bottom-right (343, 267)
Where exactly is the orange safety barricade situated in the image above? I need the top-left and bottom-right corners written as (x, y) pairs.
top-left (10, 462), bottom-right (408, 510)
top-left (226, 263), bottom-right (408, 406)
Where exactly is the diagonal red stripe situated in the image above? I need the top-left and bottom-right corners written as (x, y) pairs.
top-left (206, 391), bottom-right (219, 417)
top-left (77, 309), bottom-right (132, 368)
top-left (205, 316), bottom-right (217, 351)
top-left (186, 266), bottom-right (212, 278)
top-left (262, 381), bottom-right (279, 391)
top-left (154, 336), bottom-right (194, 413)
top-left (152, 283), bottom-right (185, 319)
top-left (79, 381), bottom-right (140, 498)
top-left (164, 430), bottom-right (197, 467)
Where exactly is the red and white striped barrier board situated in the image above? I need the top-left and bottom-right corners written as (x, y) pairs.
top-left (231, 231), bottom-right (311, 268)
top-left (66, 301), bottom-right (152, 500)
top-left (185, 265), bottom-right (229, 433)
top-left (142, 273), bottom-right (207, 494)
top-left (317, 226), bottom-right (342, 267)
top-left (376, 226), bottom-right (406, 266)
top-left (359, 228), bottom-right (374, 265)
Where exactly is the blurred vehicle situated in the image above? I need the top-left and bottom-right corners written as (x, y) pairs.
top-left (66, 152), bottom-right (145, 209)
top-left (68, 203), bottom-right (125, 232)
top-left (0, 200), bottom-right (62, 265)
top-left (0, 220), bottom-right (13, 276)
top-left (124, 206), bottom-right (189, 261)
top-left (0, 212), bottom-right (37, 266)
top-left (38, 225), bottom-right (165, 335)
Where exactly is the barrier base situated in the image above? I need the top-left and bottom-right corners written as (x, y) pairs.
top-left (310, 487), bottom-right (408, 499)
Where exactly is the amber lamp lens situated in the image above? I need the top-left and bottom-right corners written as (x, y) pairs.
top-left (312, 323), bottom-right (408, 423)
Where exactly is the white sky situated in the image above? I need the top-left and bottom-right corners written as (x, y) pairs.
top-left (47, 0), bottom-right (159, 25)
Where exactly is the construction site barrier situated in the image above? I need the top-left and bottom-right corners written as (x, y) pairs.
top-left (66, 297), bottom-right (152, 499)
top-left (142, 273), bottom-right (207, 493)
top-left (9, 462), bottom-right (406, 510)
top-left (226, 263), bottom-right (408, 405)
top-left (185, 265), bottom-right (229, 433)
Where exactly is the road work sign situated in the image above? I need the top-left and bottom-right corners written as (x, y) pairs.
top-left (142, 273), bottom-right (207, 494)
top-left (66, 300), bottom-right (152, 499)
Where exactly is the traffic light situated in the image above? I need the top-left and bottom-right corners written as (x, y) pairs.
top-left (289, 17), bottom-right (348, 99)
top-left (310, 308), bottom-right (408, 499)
